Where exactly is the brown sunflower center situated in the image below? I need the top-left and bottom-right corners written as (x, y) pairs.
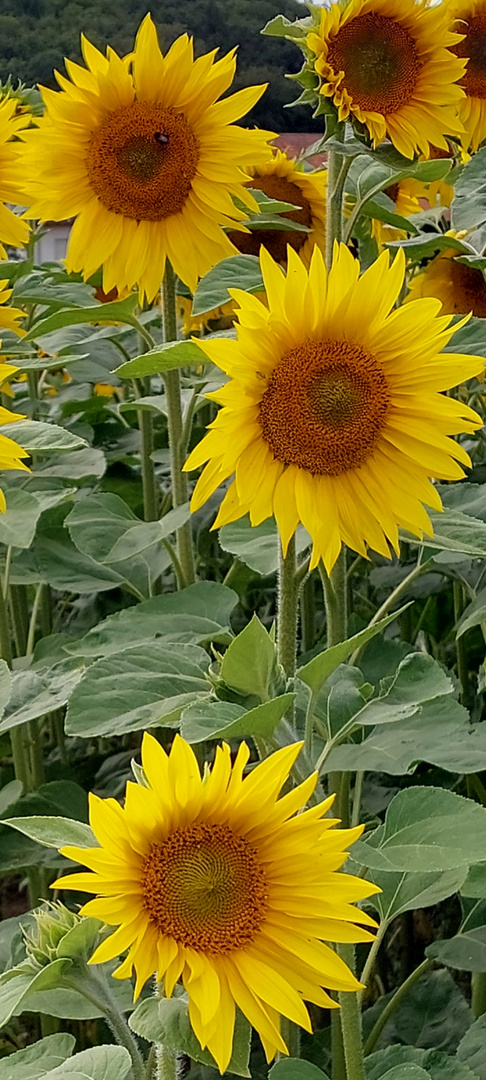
top-left (384, 182), bottom-right (400, 203)
top-left (141, 823), bottom-right (268, 953)
top-left (227, 172), bottom-right (313, 262)
top-left (448, 258), bottom-right (486, 317)
top-left (86, 101), bottom-right (200, 221)
top-left (259, 338), bottom-right (390, 475)
top-left (455, 15), bottom-right (486, 99)
top-left (429, 143), bottom-right (454, 160)
top-left (327, 12), bottom-right (422, 114)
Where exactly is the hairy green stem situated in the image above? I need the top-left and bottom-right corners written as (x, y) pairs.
top-left (9, 583), bottom-right (28, 656)
top-left (454, 579), bottom-right (470, 704)
top-left (363, 958), bottom-right (431, 1055)
top-left (139, 408), bottom-right (159, 521)
top-left (300, 573), bottom-right (315, 653)
top-left (320, 549), bottom-right (347, 649)
top-left (156, 1046), bottom-right (177, 1080)
top-left (325, 152), bottom-right (351, 270)
top-left (359, 918), bottom-right (388, 998)
top-left (337, 945), bottom-right (365, 1080)
top-left (162, 262), bottom-right (195, 586)
top-left (279, 1017), bottom-right (301, 1061)
top-left (0, 571), bottom-right (32, 791)
top-left (26, 583), bottom-right (44, 657)
top-left (65, 970), bottom-right (146, 1080)
top-left (322, 549), bottom-right (367, 1080)
top-left (331, 1007), bottom-right (346, 1080)
top-left (277, 535), bottom-right (298, 679)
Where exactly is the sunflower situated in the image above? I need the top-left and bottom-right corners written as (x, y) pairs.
top-left (54, 733), bottom-right (378, 1073)
top-left (19, 16), bottom-right (274, 302)
top-left (0, 95), bottom-right (30, 258)
top-left (184, 244), bottom-right (482, 573)
top-left (307, 0), bottom-right (465, 158)
top-left (407, 246), bottom-right (486, 316)
top-left (227, 149), bottom-right (327, 266)
top-left (452, 1), bottom-right (486, 150)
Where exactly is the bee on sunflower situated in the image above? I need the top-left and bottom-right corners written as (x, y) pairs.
top-left (19, 16), bottom-right (275, 302)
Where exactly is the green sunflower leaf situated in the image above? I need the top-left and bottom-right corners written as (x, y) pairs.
top-left (452, 145), bottom-right (486, 232)
top-left (0, 1033), bottom-right (76, 1080)
top-left (65, 642), bottom-right (210, 737)
top-left (353, 787), bottom-right (486, 874)
top-left (22, 294), bottom-right (140, 342)
top-left (115, 338), bottom-right (205, 379)
top-left (129, 996), bottom-right (251, 1077)
top-left (180, 693), bottom-right (295, 743)
top-left (261, 14), bottom-right (311, 39)
top-left (1, 816), bottom-right (96, 849)
top-left (365, 1045), bottom-right (476, 1080)
top-left (0, 959), bottom-right (73, 1027)
top-left (297, 605), bottom-right (410, 695)
top-left (269, 1062), bottom-right (331, 1080)
top-left (192, 255), bottom-right (264, 316)
top-left (0, 421), bottom-right (86, 454)
top-left (457, 1014), bottom-right (486, 1078)
top-left (41, 1046), bottom-right (132, 1080)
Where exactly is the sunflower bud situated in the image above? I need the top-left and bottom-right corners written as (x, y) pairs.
top-left (23, 902), bottom-right (82, 967)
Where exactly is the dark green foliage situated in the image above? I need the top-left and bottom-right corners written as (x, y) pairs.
top-left (0, 0), bottom-right (318, 131)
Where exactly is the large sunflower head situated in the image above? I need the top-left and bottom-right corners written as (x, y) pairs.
top-left (227, 149), bottom-right (327, 266)
top-left (307, 0), bottom-right (466, 158)
top-left (54, 733), bottom-right (378, 1073)
top-left (184, 244), bottom-right (483, 573)
top-left (0, 281), bottom-right (29, 509)
top-left (0, 95), bottom-right (30, 258)
top-left (452, 0), bottom-right (486, 150)
top-left (19, 16), bottom-right (274, 301)
top-left (408, 245), bottom-right (486, 316)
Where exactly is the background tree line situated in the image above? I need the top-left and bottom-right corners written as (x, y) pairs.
top-left (0, 0), bottom-right (319, 131)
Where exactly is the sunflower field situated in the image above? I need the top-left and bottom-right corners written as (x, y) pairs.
top-left (5, 1), bottom-right (486, 1079)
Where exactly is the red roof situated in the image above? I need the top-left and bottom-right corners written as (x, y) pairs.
top-left (273, 132), bottom-right (326, 167)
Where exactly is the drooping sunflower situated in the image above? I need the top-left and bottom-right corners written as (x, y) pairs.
top-left (307, 0), bottom-right (466, 158)
top-left (55, 733), bottom-right (379, 1073)
top-left (408, 245), bottom-right (486, 316)
top-left (19, 16), bottom-right (274, 301)
top-left (0, 95), bottom-right (30, 258)
top-left (184, 244), bottom-right (483, 573)
top-left (452, 0), bottom-right (486, 150)
top-left (227, 149), bottom-right (327, 266)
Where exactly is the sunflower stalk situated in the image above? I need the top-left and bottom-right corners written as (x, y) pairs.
top-left (337, 945), bottom-right (365, 1080)
top-left (64, 968), bottom-right (146, 1080)
top-left (277, 534), bottom-right (299, 679)
top-left (139, 407), bottom-right (159, 522)
top-left (324, 145), bottom-right (367, 1080)
top-left (155, 1045), bottom-right (178, 1080)
top-left (325, 150), bottom-right (351, 272)
top-left (161, 262), bottom-right (195, 587)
